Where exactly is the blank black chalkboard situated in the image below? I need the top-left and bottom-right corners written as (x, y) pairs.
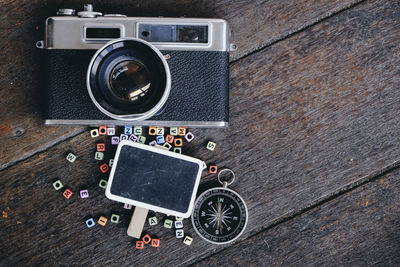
top-left (109, 144), bottom-right (201, 214)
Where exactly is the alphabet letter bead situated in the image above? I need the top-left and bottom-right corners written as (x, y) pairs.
top-left (66, 153), bottom-right (77, 163)
top-left (174, 138), bottom-right (183, 147)
top-left (99, 125), bottom-right (107, 135)
top-left (120, 134), bottom-right (128, 141)
top-left (163, 142), bottom-right (172, 150)
top-left (94, 152), bottom-right (104, 161)
top-left (148, 216), bottom-right (158, 226)
top-left (178, 127), bottom-right (186, 136)
top-left (90, 129), bottom-right (99, 138)
top-left (53, 180), bottom-right (63, 190)
top-left (107, 127), bottom-right (115, 136)
top-left (99, 179), bottom-right (108, 189)
top-left (175, 216), bottom-right (184, 221)
top-left (183, 236), bottom-right (193, 246)
top-left (85, 218), bottom-right (95, 228)
top-left (136, 241), bottom-right (144, 249)
top-left (209, 165), bottom-right (218, 174)
top-left (80, 189), bottom-right (89, 198)
top-left (63, 189), bottom-right (73, 199)
top-left (142, 234), bottom-right (152, 244)
top-left (156, 127), bottom-right (164, 135)
top-left (184, 132), bottom-right (194, 142)
top-left (137, 136), bottom-right (146, 144)
top-left (110, 214), bottom-right (120, 223)
top-left (133, 126), bottom-right (142, 135)
top-left (206, 141), bottom-right (216, 151)
top-left (99, 163), bottom-right (109, 173)
top-left (156, 136), bottom-right (165, 144)
top-left (165, 135), bottom-right (174, 143)
top-left (109, 159), bottom-right (114, 167)
top-left (174, 220), bottom-right (183, 229)
top-left (149, 140), bottom-right (156, 146)
top-left (170, 127), bottom-right (178, 136)
top-left (96, 143), bottom-right (105, 152)
top-left (176, 229), bottom-right (184, 238)
top-left (98, 216), bottom-right (108, 226)
top-left (129, 134), bottom-right (138, 142)
top-left (111, 136), bottom-right (120, 145)
top-left (173, 147), bottom-right (182, 154)
top-left (124, 203), bottom-right (132, 209)
top-left (151, 239), bottom-right (160, 248)
top-left (149, 126), bottom-right (157, 135)
top-left (164, 219), bottom-right (173, 229)
top-left (124, 126), bottom-right (132, 135)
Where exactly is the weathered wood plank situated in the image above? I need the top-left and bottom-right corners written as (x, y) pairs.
top-left (0, 0), bottom-right (362, 170)
top-left (1, 0), bottom-right (399, 265)
top-left (194, 169), bottom-right (400, 266)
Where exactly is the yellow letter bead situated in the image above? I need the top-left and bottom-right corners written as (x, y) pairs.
top-left (124, 126), bottom-right (133, 135)
top-left (174, 220), bottom-right (183, 229)
top-left (175, 216), bottom-right (184, 221)
top-left (99, 179), bottom-right (108, 189)
top-left (206, 141), bottom-right (216, 151)
top-left (178, 127), bottom-right (186, 136)
top-left (176, 229), bottom-right (184, 238)
top-left (174, 138), bottom-right (183, 147)
top-left (98, 216), bottom-right (108, 226)
top-left (156, 127), bottom-right (164, 135)
top-left (98, 125), bottom-right (107, 135)
top-left (110, 214), bottom-right (120, 223)
top-left (170, 127), bottom-right (178, 136)
top-left (133, 126), bottom-right (142, 135)
top-left (90, 129), bottom-right (99, 138)
top-left (94, 152), bottom-right (104, 160)
top-left (148, 216), bottom-right (158, 226)
top-left (163, 142), bottom-right (172, 150)
top-left (173, 147), bottom-right (182, 154)
top-left (137, 136), bottom-right (146, 144)
top-left (164, 219), bottom-right (173, 229)
top-left (66, 153), bottom-right (77, 163)
top-left (107, 127), bottom-right (115, 136)
top-left (53, 180), bottom-right (63, 190)
top-left (183, 236), bottom-right (193, 246)
top-left (148, 126), bottom-right (157, 135)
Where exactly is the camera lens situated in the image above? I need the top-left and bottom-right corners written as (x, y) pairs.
top-left (87, 39), bottom-right (171, 121)
top-left (109, 60), bottom-right (151, 103)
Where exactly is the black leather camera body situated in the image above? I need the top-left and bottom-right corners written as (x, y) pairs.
top-left (38, 4), bottom-right (231, 127)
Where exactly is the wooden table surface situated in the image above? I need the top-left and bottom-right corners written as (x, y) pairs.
top-left (1, 0), bottom-right (399, 265)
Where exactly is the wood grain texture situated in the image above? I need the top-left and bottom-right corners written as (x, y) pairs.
top-left (0, 0), bottom-right (361, 170)
top-left (194, 169), bottom-right (400, 266)
top-left (1, 0), bottom-right (400, 265)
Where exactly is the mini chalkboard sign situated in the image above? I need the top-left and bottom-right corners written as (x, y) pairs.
top-left (105, 140), bottom-right (204, 237)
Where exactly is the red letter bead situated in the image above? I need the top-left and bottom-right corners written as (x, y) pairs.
top-left (136, 241), bottom-right (145, 249)
top-left (98, 216), bottom-right (108, 226)
top-left (63, 189), bottom-right (73, 199)
top-left (151, 239), bottom-right (160, 247)
top-left (142, 234), bottom-right (152, 244)
top-left (97, 143), bottom-right (105, 152)
top-left (99, 163), bottom-right (109, 173)
top-left (98, 125), bottom-right (107, 135)
top-left (165, 135), bottom-right (174, 144)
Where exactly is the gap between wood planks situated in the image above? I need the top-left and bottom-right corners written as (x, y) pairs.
top-left (0, 0), bottom-right (366, 173)
top-left (189, 159), bottom-right (400, 266)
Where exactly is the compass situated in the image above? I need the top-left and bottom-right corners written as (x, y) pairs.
top-left (191, 169), bottom-right (248, 245)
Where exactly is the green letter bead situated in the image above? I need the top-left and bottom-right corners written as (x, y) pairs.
top-left (148, 216), bottom-right (158, 226)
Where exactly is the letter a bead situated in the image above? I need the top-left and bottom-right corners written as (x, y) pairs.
top-left (170, 127), bottom-right (178, 136)
top-left (151, 239), bottom-right (160, 247)
top-left (148, 216), bottom-right (158, 226)
top-left (63, 189), bottom-right (73, 199)
top-left (136, 241), bottom-right (144, 249)
top-left (53, 180), bottom-right (63, 190)
top-left (86, 218), bottom-right (95, 228)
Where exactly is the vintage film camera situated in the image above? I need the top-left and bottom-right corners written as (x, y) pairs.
top-left (37, 4), bottom-right (232, 127)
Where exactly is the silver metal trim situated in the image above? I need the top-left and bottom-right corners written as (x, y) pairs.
top-left (86, 38), bottom-right (172, 122)
top-left (44, 119), bottom-right (228, 128)
top-left (41, 17), bottom-right (229, 51)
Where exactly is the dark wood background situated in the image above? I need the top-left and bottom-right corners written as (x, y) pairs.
top-left (1, 0), bottom-right (399, 265)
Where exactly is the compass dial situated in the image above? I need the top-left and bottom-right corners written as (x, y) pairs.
top-left (191, 187), bottom-right (248, 244)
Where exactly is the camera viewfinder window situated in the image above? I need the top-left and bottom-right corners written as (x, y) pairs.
top-left (138, 24), bottom-right (208, 43)
top-left (86, 28), bottom-right (121, 39)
